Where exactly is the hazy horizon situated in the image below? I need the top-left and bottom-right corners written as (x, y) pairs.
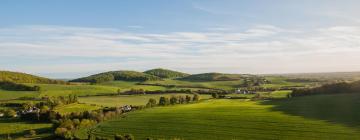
top-left (1, 0), bottom-right (360, 78)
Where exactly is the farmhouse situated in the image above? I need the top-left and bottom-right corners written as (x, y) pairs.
top-left (121, 105), bottom-right (132, 112)
top-left (21, 107), bottom-right (40, 114)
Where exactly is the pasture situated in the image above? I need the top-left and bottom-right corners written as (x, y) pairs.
top-left (53, 103), bottom-right (102, 115)
top-left (90, 94), bottom-right (360, 140)
top-left (78, 94), bottom-right (212, 107)
top-left (0, 118), bottom-right (52, 139)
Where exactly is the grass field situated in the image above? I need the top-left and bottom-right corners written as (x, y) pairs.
top-left (78, 94), bottom-right (212, 107)
top-left (90, 94), bottom-right (360, 140)
top-left (0, 118), bottom-right (52, 139)
top-left (53, 103), bottom-right (102, 115)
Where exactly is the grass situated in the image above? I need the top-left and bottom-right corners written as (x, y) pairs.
top-left (53, 103), bottom-right (101, 115)
top-left (90, 94), bottom-right (360, 140)
top-left (79, 94), bottom-right (212, 107)
top-left (0, 118), bottom-right (52, 139)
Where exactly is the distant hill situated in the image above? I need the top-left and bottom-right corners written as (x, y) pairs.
top-left (144, 68), bottom-right (189, 78)
top-left (70, 70), bottom-right (161, 83)
top-left (179, 73), bottom-right (251, 81)
top-left (0, 71), bottom-right (66, 84)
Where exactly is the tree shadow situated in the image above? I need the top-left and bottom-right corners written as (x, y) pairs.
top-left (260, 93), bottom-right (360, 129)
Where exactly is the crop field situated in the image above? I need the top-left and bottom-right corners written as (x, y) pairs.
top-left (78, 94), bottom-right (212, 107)
top-left (90, 94), bottom-right (360, 140)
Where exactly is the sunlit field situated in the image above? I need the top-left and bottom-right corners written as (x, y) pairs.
top-left (90, 94), bottom-right (360, 140)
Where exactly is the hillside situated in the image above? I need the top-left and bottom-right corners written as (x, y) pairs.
top-left (179, 72), bottom-right (251, 81)
top-left (0, 71), bottom-right (65, 84)
top-left (70, 70), bottom-right (160, 83)
top-left (144, 68), bottom-right (189, 78)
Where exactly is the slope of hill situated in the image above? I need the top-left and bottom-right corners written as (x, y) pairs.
top-left (0, 71), bottom-right (65, 84)
top-left (144, 68), bottom-right (189, 78)
top-left (70, 70), bottom-right (160, 83)
top-left (179, 73), bottom-right (251, 81)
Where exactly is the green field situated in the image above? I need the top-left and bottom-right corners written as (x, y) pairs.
top-left (0, 118), bottom-right (52, 139)
top-left (79, 94), bottom-right (212, 107)
top-left (90, 94), bottom-right (360, 140)
top-left (0, 81), bottom-right (170, 100)
top-left (53, 103), bottom-right (102, 115)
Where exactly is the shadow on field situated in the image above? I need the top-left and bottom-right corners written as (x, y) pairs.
top-left (260, 93), bottom-right (360, 129)
top-left (0, 127), bottom-right (52, 139)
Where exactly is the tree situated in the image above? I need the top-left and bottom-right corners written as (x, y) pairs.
top-left (211, 92), bottom-right (219, 99)
top-left (146, 98), bottom-right (157, 108)
top-left (185, 95), bottom-right (191, 103)
top-left (158, 97), bottom-right (170, 106)
top-left (170, 96), bottom-right (178, 105)
top-left (193, 94), bottom-right (200, 101)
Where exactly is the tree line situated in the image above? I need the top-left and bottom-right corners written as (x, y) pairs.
top-left (290, 81), bottom-right (360, 97)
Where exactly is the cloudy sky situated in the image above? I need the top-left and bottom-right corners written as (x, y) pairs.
top-left (1, 0), bottom-right (360, 78)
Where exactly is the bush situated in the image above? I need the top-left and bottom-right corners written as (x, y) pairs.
top-left (5, 109), bottom-right (17, 118)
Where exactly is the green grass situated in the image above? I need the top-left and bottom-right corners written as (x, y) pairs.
top-left (53, 103), bottom-right (101, 115)
top-left (0, 118), bottom-right (52, 139)
top-left (90, 94), bottom-right (360, 140)
top-left (79, 94), bottom-right (212, 107)
top-left (0, 89), bottom-right (38, 100)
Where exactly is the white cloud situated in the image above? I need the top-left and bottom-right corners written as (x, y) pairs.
top-left (1, 25), bottom-right (360, 78)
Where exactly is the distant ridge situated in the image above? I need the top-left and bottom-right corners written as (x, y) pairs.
top-left (179, 72), bottom-right (252, 81)
top-left (0, 70), bottom-right (66, 84)
top-left (144, 68), bottom-right (189, 78)
top-left (70, 70), bottom-right (160, 83)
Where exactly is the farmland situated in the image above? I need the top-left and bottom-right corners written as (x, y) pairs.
top-left (78, 94), bottom-right (212, 107)
top-left (90, 94), bottom-right (360, 140)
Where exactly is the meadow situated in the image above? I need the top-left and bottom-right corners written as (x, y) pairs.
top-left (0, 118), bottom-right (52, 139)
top-left (90, 94), bottom-right (360, 140)
top-left (78, 94), bottom-right (212, 107)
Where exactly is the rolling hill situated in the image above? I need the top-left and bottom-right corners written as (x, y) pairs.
top-left (0, 71), bottom-right (65, 84)
top-left (144, 68), bottom-right (189, 78)
top-left (70, 70), bottom-right (161, 83)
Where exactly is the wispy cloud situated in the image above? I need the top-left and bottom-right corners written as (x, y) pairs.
top-left (1, 25), bottom-right (360, 78)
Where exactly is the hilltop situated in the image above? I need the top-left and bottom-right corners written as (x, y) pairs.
top-left (0, 71), bottom-right (65, 84)
top-left (144, 68), bottom-right (189, 78)
top-left (70, 70), bottom-right (161, 83)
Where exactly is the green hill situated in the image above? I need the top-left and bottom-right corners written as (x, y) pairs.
top-left (0, 71), bottom-right (65, 84)
top-left (179, 72), bottom-right (250, 81)
top-left (70, 70), bottom-right (161, 83)
top-left (144, 68), bottom-right (189, 78)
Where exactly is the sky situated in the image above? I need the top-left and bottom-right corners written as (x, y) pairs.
top-left (1, 0), bottom-right (360, 78)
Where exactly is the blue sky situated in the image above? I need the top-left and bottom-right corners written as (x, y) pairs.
top-left (1, 0), bottom-right (360, 78)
